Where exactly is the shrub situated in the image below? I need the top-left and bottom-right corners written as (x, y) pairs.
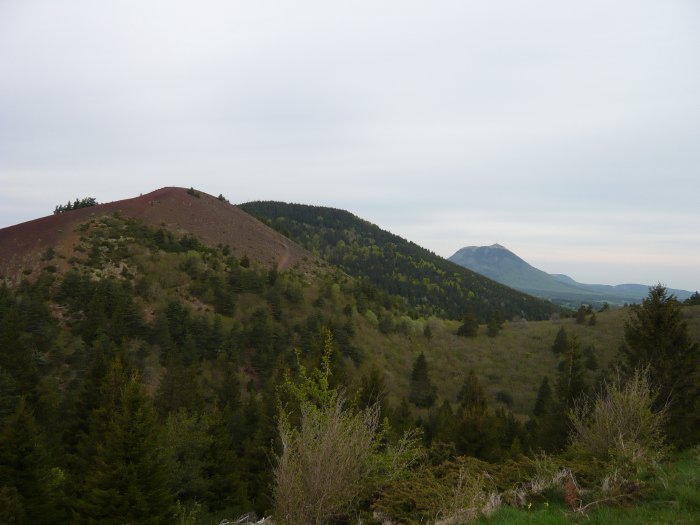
top-left (273, 331), bottom-right (420, 525)
top-left (274, 394), bottom-right (381, 525)
top-left (373, 458), bottom-right (501, 525)
top-left (568, 367), bottom-right (667, 473)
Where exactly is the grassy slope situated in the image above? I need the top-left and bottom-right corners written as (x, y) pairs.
top-left (353, 308), bottom-right (620, 416)
top-left (352, 305), bottom-right (700, 417)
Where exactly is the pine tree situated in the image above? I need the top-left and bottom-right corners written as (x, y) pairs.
top-left (409, 353), bottom-right (437, 408)
top-left (556, 335), bottom-right (588, 410)
top-left (0, 398), bottom-right (66, 523)
top-left (358, 367), bottom-right (388, 416)
top-left (457, 312), bottom-right (478, 337)
top-left (457, 370), bottom-right (487, 412)
top-left (551, 326), bottom-right (568, 354)
top-left (533, 376), bottom-right (553, 417)
top-left (486, 313), bottom-right (502, 337)
top-left (621, 284), bottom-right (700, 446)
top-left (454, 373), bottom-right (499, 461)
top-left (74, 364), bottom-right (175, 524)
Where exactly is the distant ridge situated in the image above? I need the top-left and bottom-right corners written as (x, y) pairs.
top-left (0, 187), bottom-right (315, 283)
top-left (449, 244), bottom-right (693, 306)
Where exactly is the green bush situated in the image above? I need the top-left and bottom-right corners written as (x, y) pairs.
top-left (568, 367), bottom-right (666, 473)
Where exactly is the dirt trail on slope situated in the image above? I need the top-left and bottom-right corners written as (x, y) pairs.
top-left (277, 238), bottom-right (292, 271)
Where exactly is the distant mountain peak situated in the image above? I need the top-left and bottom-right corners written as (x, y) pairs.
top-left (449, 244), bottom-right (693, 306)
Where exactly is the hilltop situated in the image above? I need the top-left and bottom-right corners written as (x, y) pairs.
top-left (0, 187), bottom-right (316, 284)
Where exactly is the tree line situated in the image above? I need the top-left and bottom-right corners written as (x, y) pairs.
top-left (54, 197), bottom-right (98, 214)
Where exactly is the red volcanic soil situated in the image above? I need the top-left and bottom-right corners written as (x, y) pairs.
top-left (0, 187), bottom-right (318, 282)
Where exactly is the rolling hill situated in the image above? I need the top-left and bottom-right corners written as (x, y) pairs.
top-left (0, 187), bottom-right (317, 284)
top-left (449, 244), bottom-right (694, 306)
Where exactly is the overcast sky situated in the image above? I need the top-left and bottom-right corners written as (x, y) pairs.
top-left (1, 1), bottom-right (699, 291)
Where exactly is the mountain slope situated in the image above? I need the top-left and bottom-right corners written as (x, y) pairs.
top-left (449, 244), bottom-right (592, 297)
top-left (238, 202), bottom-right (562, 321)
top-left (0, 187), bottom-right (316, 283)
top-left (449, 244), bottom-right (693, 305)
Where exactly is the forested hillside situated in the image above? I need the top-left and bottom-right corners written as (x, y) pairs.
top-left (0, 213), bottom-right (368, 521)
top-left (239, 201), bottom-right (562, 322)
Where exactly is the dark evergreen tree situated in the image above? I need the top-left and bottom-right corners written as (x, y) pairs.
top-left (684, 291), bottom-right (700, 305)
top-left (456, 370), bottom-right (487, 412)
top-left (425, 400), bottom-right (457, 446)
top-left (454, 371), bottom-right (499, 461)
top-left (388, 398), bottom-right (415, 440)
top-left (409, 352), bottom-right (437, 408)
top-left (556, 334), bottom-right (588, 410)
top-left (358, 367), bottom-right (388, 416)
top-left (155, 356), bottom-right (203, 418)
top-left (0, 398), bottom-right (66, 524)
top-left (457, 312), bottom-right (478, 337)
top-left (486, 312), bottom-right (502, 337)
top-left (533, 376), bottom-right (553, 417)
top-left (74, 366), bottom-right (175, 524)
top-left (621, 284), bottom-right (700, 446)
top-left (550, 326), bottom-right (568, 354)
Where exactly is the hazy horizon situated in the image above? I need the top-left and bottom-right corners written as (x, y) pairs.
top-left (2, 1), bottom-right (699, 291)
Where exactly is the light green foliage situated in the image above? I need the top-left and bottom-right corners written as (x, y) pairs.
top-left (568, 367), bottom-right (666, 473)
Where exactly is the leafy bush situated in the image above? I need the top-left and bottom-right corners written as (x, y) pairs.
top-left (273, 331), bottom-right (420, 525)
top-left (568, 367), bottom-right (667, 474)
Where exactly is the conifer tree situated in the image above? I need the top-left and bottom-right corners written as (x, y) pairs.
top-left (576, 305), bottom-right (587, 324)
top-left (409, 352), bottom-right (437, 408)
top-left (551, 326), bottom-right (568, 354)
top-left (457, 370), bottom-right (487, 412)
top-left (454, 371), bottom-right (499, 461)
top-left (533, 376), bottom-right (553, 417)
top-left (358, 367), bottom-right (388, 416)
top-left (457, 312), bottom-right (478, 337)
top-left (0, 398), bottom-right (66, 523)
top-left (486, 313), bottom-right (502, 337)
top-left (556, 335), bottom-right (588, 410)
top-left (426, 400), bottom-right (457, 445)
top-left (74, 362), bottom-right (174, 524)
top-left (621, 284), bottom-right (700, 445)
